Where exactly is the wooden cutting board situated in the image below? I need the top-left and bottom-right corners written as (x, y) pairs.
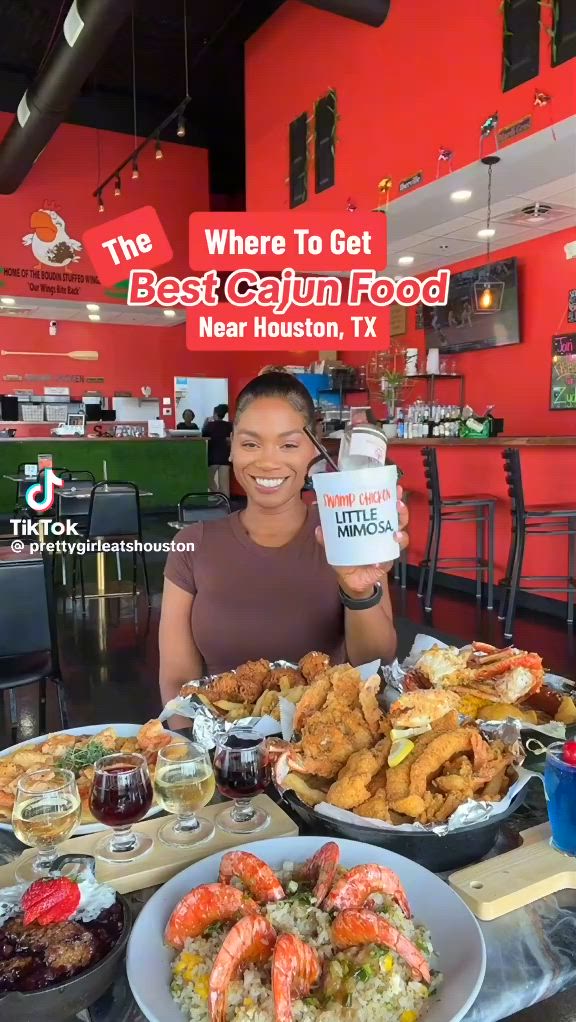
top-left (0, 796), bottom-right (298, 895)
top-left (449, 822), bottom-right (576, 920)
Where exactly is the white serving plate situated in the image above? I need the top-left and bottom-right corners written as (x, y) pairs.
top-left (0, 723), bottom-right (171, 836)
top-left (127, 835), bottom-right (486, 1022)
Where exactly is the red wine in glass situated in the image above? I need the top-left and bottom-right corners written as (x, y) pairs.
top-left (214, 729), bottom-right (271, 834)
top-left (90, 754), bottom-right (154, 863)
top-left (90, 763), bottom-right (153, 826)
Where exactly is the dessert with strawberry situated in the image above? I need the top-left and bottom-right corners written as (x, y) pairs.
top-left (0, 868), bottom-right (124, 993)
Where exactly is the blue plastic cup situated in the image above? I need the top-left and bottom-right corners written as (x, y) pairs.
top-left (545, 742), bottom-right (576, 856)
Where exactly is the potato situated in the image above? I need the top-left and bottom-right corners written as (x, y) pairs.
top-left (213, 699), bottom-right (245, 711)
top-left (283, 686), bottom-right (306, 705)
top-left (254, 690), bottom-right (279, 716)
top-left (225, 705), bottom-right (252, 721)
top-left (283, 772), bottom-right (327, 807)
top-left (555, 696), bottom-right (576, 726)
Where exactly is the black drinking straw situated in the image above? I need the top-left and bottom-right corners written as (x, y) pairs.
top-left (303, 425), bottom-right (339, 471)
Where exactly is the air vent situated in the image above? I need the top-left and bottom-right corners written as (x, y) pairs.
top-left (521, 202), bottom-right (552, 218)
top-left (497, 202), bottom-right (576, 227)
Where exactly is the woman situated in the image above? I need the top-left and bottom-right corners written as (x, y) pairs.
top-left (159, 372), bottom-right (408, 710)
top-left (202, 404), bottom-right (233, 497)
top-left (176, 409), bottom-right (198, 431)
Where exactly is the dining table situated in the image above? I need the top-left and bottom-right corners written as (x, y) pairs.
top-left (0, 620), bottom-right (575, 1022)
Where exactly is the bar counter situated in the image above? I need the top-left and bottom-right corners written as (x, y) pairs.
top-left (323, 435), bottom-right (576, 609)
top-left (0, 437), bottom-right (208, 512)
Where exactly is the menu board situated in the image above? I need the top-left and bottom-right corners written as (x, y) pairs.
top-left (551, 333), bottom-right (576, 410)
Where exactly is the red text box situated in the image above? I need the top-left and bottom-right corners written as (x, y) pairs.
top-left (189, 213), bottom-right (386, 271)
top-left (186, 301), bottom-right (390, 352)
top-left (83, 206), bottom-right (173, 287)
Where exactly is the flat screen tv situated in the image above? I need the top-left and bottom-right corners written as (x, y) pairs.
top-left (423, 257), bottom-right (520, 354)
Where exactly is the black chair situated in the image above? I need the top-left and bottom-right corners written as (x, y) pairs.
top-left (170, 491), bottom-right (231, 529)
top-left (72, 481), bottom-right (150, 613)
top-left (0, 554), bottom-right (68, 741)
top-left (499, 448), bottom-right (576, 638)
top-left (392, 489), bottom-right (409, 589)
top-left (52, 472), bottom-right (96, 588)
top-left (418, 447), bottom-right (496, 613)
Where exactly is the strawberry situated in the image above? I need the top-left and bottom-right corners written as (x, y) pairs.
top-left (22, 877), bottom-right (81, 926)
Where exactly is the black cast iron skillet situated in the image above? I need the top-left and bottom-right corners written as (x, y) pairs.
top-left (280, 787), bottom-right (528, 873)
top-left (0, 855), bottom-right (131, 1022)
top-left (0, 895), bottom-right (130, 1022)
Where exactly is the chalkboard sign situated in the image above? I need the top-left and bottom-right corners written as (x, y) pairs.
top-left (551, 333), bottom-right (576, 409)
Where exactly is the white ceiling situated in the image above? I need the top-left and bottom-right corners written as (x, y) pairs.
top-left (383, 115), bottom-right (576, 274)
top-left (0, 295), bottom-right (186, 326)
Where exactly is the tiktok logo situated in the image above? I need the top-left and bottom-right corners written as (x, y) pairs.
top-left (25, 469), bottom-right (64, 512)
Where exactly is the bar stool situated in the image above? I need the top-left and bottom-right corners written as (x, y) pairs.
top-left (418, 447), bottom-right (496, 612)
top-left (499, 448), bottom-right (576, 638)
top-left (393, 488), bottom-right (409, 589)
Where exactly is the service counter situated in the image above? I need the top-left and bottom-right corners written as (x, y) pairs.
top-left (323, 436), bottom-right (576, 607)
top-left (0, 436), bottom-right (208, 513)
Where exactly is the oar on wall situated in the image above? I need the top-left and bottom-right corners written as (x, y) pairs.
top-left (1, 350), bottom-right (99, 361)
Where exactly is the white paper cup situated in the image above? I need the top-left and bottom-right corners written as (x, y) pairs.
top-left (313, 465), bottom-right (399, 567)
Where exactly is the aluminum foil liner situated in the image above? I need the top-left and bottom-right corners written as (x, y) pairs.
top-left (381, 634), bottom-right (575, 738)
top-left (159, 660), bottom-right (299, 730)
top-left (274, 713), bottom-right (533, 836)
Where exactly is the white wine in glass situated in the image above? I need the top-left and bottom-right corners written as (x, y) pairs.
top-left (154, 742), bottom-right (215, 848)
top-left (13, 769), bottom-right (81, 883)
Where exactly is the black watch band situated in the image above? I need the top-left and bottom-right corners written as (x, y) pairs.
top-left (338, 582), bottom-right (383, 610)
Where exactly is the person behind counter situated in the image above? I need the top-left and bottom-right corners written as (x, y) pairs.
top-left (176, 409), bottom-right (198, 431)
top-left (202, 404), bottom-right (233, 497)
top-left (160, 372), bottom-right (408, 713)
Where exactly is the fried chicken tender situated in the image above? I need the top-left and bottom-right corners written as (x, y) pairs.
top-left (354, 793), bottom-right (391, 822)
top-left (390, 795), bottom-right (426, 818)
top-left (293, 674), bottom-right (332, 732)
top-left (409, 730), bottom-right (475, 798)
top-left (299, 651), bottom-right (330, 682)
top-left (326, 739), bottom-right (390, 810)
top-left (325, 665), bottom-right (360, 706)
top-left (385, 731), bottom-right (440, 802)
top-left (265, 668), bottom-right (305, 692)
top-left (300, 705), bottom-right (373, 778)
top-left (184, 672), bottom-right (239, 702)
top-left (235, 659), bottom-right (271, 702)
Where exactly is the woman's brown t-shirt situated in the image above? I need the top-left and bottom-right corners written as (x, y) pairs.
top-left (164, 508), bottom-right (345, 675)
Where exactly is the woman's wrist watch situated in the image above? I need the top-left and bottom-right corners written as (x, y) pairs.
top-left (338, 582), bottom-right (383, 610)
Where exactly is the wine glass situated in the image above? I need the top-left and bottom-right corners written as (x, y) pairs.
top-left (213, 727), bottom-right (270, 834)
top-left (12, 768), bottom-right (81, 883)
top-left (90, 753), bottom-right (153, 863)
top-left (154, 741), bottom-right (216, 848)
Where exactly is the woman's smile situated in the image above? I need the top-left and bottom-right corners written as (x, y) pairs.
top-left (251, 476), bottom-right (288, 492)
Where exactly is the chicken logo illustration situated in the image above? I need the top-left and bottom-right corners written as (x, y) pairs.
top-left (22, 209), bottom-right (82, 269)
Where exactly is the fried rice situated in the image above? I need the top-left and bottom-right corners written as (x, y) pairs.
top-left (170, 863), bottom-right (440, 1022)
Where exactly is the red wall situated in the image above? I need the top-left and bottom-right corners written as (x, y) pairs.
top-left (245, 0), bottom-right (575, 211)
top-left (346, 227), bottom-right (576, 435)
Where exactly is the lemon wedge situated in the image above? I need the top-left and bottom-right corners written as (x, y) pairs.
top-left (390, 725), bottom-right (431, 742)
top-left (388, 738), bottom-right (414, 767)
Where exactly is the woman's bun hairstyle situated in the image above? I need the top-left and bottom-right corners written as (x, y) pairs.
top-left (235, 371), bottom-right (315, 427)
